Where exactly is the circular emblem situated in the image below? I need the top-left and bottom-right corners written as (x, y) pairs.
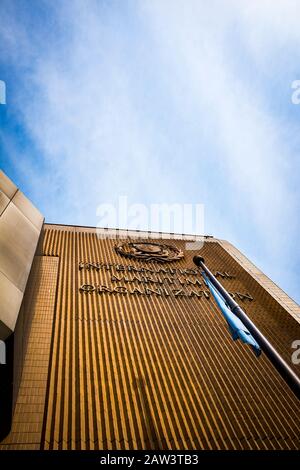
top-left (115, 242), bottom-right (184, 263)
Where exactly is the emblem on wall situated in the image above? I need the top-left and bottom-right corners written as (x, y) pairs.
top-left (115, 242), bottom-right (184, 263)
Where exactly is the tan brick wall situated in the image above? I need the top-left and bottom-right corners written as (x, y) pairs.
top-left (0, 256), bottom-right (58, 450)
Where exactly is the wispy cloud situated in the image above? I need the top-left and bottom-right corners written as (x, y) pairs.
top-left (0, 0), bottom-right (299, 302)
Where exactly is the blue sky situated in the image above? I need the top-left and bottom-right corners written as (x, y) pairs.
top-left (0, 0), bottom-right (300, 303)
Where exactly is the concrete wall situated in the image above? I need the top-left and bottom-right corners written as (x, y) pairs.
top-left (0, 170), bottom-right (43, 439)
top-left (0, 170), bottom-right (44, 339)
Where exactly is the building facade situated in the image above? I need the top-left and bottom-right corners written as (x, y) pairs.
top-left (0, 171), bottom-right (300, 450)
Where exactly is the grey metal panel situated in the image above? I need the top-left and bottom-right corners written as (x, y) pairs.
top-left (0, 171), bottom-right (17, 200)
top-left (12, 190), bottom-right (44, 231)
top-left (0, 203), bottom-right (40, 292)
top-left (0, 191), bottom-right (10, 216)
top-left (0, 172), bottom-right (44, 341)
top-left (0, 271), bottom-right (23, 338)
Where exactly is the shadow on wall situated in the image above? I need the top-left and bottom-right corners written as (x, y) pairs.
top-left (133, 376), bottom-right (165, 450)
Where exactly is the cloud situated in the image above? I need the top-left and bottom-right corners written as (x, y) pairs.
top-left (139, 0), bottom-right (300, 296)
top-left (0, 0), bottom-right (299, 302)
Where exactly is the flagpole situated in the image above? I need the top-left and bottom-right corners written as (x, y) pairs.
top-left (193, 255), bottom-right (300, 401)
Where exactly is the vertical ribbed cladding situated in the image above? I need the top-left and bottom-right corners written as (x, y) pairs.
top-left (41, 227), bottom-right (300, 450)
top-left (42, 229), bottom-right (76, 449)
top-left (198, 243), bottom-right (299, 367)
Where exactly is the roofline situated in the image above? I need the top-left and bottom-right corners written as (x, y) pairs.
top-left (43, 222), bottom-right (214, 240)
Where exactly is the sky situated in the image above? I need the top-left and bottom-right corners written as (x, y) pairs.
top-left (0, 0), bottom-right (300, 303)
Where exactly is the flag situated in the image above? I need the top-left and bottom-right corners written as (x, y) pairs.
top-left (203, 272), bottom-right (261, 357)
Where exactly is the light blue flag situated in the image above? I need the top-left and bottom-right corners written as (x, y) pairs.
top-left (203, 273), bottom-right (261, 357)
